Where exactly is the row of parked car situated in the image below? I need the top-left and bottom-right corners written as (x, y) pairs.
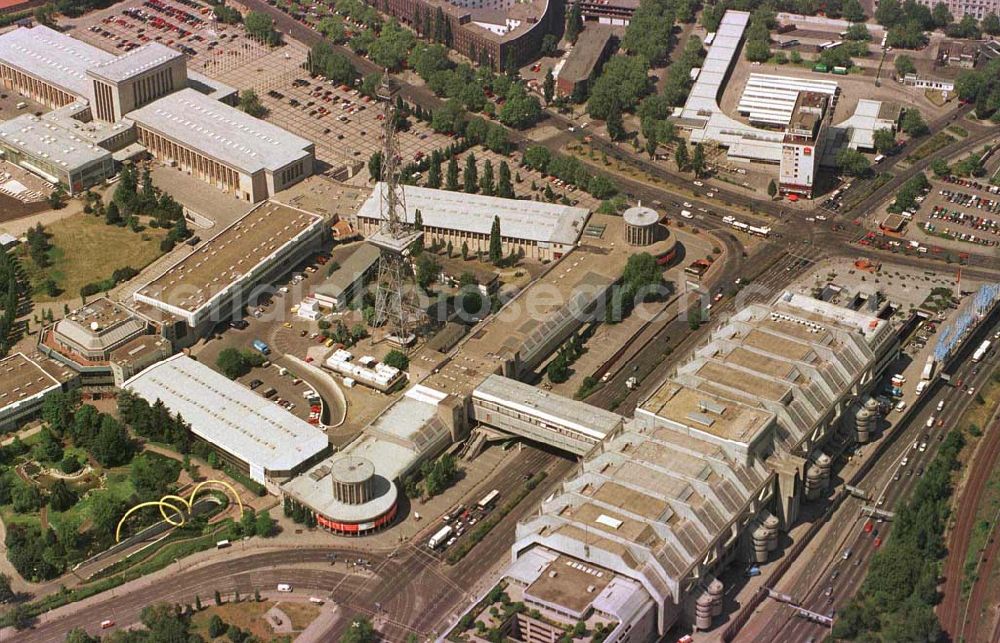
top-left (938, 189), bottom-right (1000, 214)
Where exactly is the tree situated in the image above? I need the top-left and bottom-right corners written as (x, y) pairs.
top-left (895, 54), bottom-right (916, 76)
top-left (91, 416), bottom-right (132, 467)
top-left (427, 156), bottom-right (442, 188)
top-left (984, 13), bottom-right (1000, 36)
top-left (65, 628), bottom-right (99, 643)
top-left (489, 215), bottom-right (502, 264)
top-left (690, 143), bottom-right (706, 178)
top-left (209, 614), bottom-right (227, 638)
top-left (606, 103), bottom-right (625, 140)
top-left (843, 0), bottom-right (866, 22)
top-left (33, 427), bottom-right (63, 462)
top-left (836, 148), bottom-right (871, 176)
top-left (498, 85), bottom-right (541, 129)
top-left (255, 509), bottom-right (275, 537)
top-left (587, 56), bottom-right (649, 119)
top-left (674, 140), bottom-right (689, 170)
top-left (216, 348), bottom-right (252, 380)
top-left (901, 108), bottom-right (928, 135)
top-left (767, 179), bottom-right (777, 198)
top-left (368, 151), bottom-right (383, 182)
top-left (446, 157), bottom-right (460, 191)
top-left (131, 453), bottom-right (181, 501)
top-left (48, 479), bottom-right (77, 512)
top-left (463, 154), bottom-right (479, 193)
top-left (931, 2), bottom-right (952, 28)
top-left (340, 617), bottom-right (376, 643)
top-left (244, 11), bottom-right (280, 45)
top-left (498, 161), bottom-right (514, 198)
top-left (874, 128), bottom-right (897, 154)
top-left (47, 185), bottom-right (66, 210)
top-left (238, 90), bottom-right (266, 118)
top-left (383, 350), bottom-right (409, 371)
top-left (931, 157), bottom-right (950, 177)
top-left (566, 1), bottom-right (583, 44)
top-left (480, 159), bottom-right (496, 196)
top-left (33, 3), bottom-right (56, 27)
top-left (543, 68), bottom-right (555, 103)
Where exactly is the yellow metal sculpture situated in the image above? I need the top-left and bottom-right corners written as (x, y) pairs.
top-left (115, 479), bottom-right (245, 542)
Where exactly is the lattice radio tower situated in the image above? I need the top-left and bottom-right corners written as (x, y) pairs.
top-left (369, 74), bottom-right (423, 347)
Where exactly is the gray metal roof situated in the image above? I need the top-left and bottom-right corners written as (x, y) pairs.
top-left (127, 88), bottom-right (314, 174)
top-left (123, 354), bottom-right (328, 475)
top-left (475, 373), bottom-right (624, 440)
top-left (312, 243), bottom-right (380, 299)
top-left (358, 183), bottom-right (590, 247)
top-left (87, 42), bottom-right (183, 84)
top-left (0, 25), bottom-right (114, 99)
top-left (0, 114), bottom-right (112, 171)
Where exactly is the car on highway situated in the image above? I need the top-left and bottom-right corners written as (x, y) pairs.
top-left (101, 620), bottom-right (115, 629)
top-left (917, 466), bottom-right (924, 476)
top-left (937, 400), bottom-right (945, 411)
top-left (693, 181), bottom-right (704, 187)
top-left (968, 387), bottom-right (976, 396)
top-left (683, 202), bottom-right (693, 208)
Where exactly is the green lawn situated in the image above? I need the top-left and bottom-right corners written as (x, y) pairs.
top-left (21, 214), bottom-right (166, 301)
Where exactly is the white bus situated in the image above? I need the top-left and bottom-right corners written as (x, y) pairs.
top-left (972, 340), bottom-right (991, 363)
top-left (478, 489), bottom-right (500, 510)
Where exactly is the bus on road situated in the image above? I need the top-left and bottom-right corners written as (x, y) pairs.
top-left (477, 489), bottom-right (500, 510)
top-left (972, 340), bottom-right (991, 363)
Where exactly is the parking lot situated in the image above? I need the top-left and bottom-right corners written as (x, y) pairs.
top-left (902, 177), bottom-right (1000, 257)
top-left (254, 73), bottom-right (456, 179)
top-left (66, 0), bottom-right (237, 58)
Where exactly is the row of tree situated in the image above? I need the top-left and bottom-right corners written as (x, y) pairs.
top-left (522, 146), bottom-right (618, 200)
top-left (0, 245), bottom-right (22, 358)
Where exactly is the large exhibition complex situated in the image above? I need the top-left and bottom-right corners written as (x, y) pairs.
top-left (0, 25), bottom-right (313, 200)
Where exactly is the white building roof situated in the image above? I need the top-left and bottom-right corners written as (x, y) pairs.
top-left (358, 183), bottom-right (590, 247)
top-left (0, 114), bottom-right (112, 174)
top-left (475, 373), bottom-right (624, 441)
top-left (834, 99), bottom-right (897, 150)
top-left (87, 42), bottom-right (183, 83)
top-left (737, 74), bottom-right (838, 127)
top-left (127, 88), bottom-right (314, 174)
top-left (679, 11), bottom-right (749, 121)
top-left (0, 25), bottom-right (114, 99)
top-left (123, 355), bottom-right (328, 480)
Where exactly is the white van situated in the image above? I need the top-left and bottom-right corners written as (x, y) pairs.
top-left (680, 210), bottom-right (694, 219)
top-left (926, 416), bottom-right (935, 428)
top-left (936, 400), bottom-right (944, 412)
top-left (277, 583), bottom-right (293, 592)
top-left (309, 596), bottom-right (324, 605)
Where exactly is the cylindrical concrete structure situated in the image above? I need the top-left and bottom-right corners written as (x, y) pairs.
top-left (804, 453), bottom-right (832, 500)
top-left (764, 513), bottom-right (780, 551)
top-left (623, 206), bottom-right (659, 246)
top-left (855, 405), bottom-right (873, 444)
top-left (330, 456), bottom-right (376, 505)
top-left (708, 579), bottom-right (724, 617)
top-left (751, 522), bottom-right (770, 563)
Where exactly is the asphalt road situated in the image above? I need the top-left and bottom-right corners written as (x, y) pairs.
top-left (753, 318), bottom-right (1000, 642)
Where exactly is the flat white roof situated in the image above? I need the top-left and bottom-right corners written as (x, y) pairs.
top-left (0, 25), bottom-right (113, 99)
top-left (128, 88), bottom-right (314, 175)
top-left (679, 11), bottom-right (750, 121)
top-left (87, 42), bottom-right (183, 84)
top-left (123, 355), bottom-right (328, 476)
top-left (737, 74), bottom-right (838, 127)
top-left (0, 114), bottom-right (112, 171)
top-left (358, 183), bottom-right (590, 247)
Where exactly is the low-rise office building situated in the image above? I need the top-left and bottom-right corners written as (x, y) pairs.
top-left (129, 89), bottom-right (315, 203)
top-left (132, 201), bottom-right (325, 338)
top-left (310, 242), bottom-right (380, 309)
top-left (555, 27), bottom-right (615, 98)
top-left (124, 354), bottom-right (329, 485)
top-left (0, 353), bottom-right (64, 433)
top-left (0, 114), bottom-right (115, 193)
top-left (324, 350), bottom-right (407, 392)
top-left (356, 183), bottom-right (590, 262)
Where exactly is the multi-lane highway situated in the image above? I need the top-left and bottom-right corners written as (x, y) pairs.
top-left (749, 319), bottom-right (1000, 642)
